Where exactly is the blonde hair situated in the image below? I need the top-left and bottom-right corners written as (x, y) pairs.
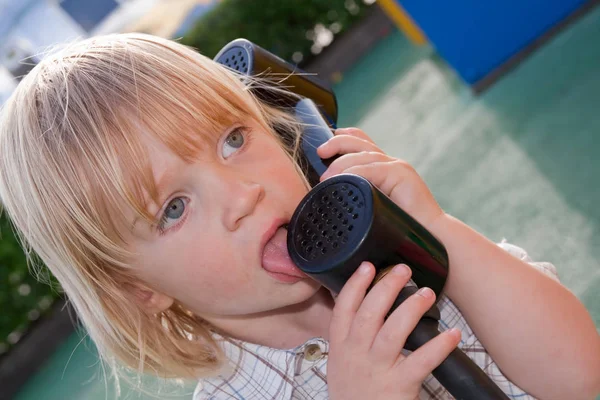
top-left (0, 33), bottom-right (308, 381)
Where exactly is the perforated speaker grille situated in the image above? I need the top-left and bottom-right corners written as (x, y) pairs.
top-left (215, 46), bottom-right (250, 74)
top-left (292, 182), bottom-right (366, 261)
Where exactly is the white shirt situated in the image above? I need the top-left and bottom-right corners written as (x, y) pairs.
top-left (194, 242), bottom-right (560, 399)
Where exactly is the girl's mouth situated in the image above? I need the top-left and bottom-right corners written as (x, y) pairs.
top-left (261, 224), bottom-right (307, 283)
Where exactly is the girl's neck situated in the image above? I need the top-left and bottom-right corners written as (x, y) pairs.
top-left (207, 287), bottom-right (335, 350)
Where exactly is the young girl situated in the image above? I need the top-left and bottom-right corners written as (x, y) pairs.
top-left (0, 33), bottom-right (598, 400)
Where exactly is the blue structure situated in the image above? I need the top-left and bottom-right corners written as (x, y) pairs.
top-left (59, 0), bottom-right (118, 32)
top-left (396, 0), bottom-right (593, 87)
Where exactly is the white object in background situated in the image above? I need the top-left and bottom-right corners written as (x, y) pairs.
top-left (1, 36), bottom-right (36, 79)
top-left (92, 0), bottom-right (160, 35)
top-left (0, 66), bottom-right (18, 104)
top-left (11, 0), bottom-right (87, 61)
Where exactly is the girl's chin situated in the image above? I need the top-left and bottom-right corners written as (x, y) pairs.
top-left (281, 280), bottom-right (326, 303)
top-left (299, 283), bottom-right (333, 304)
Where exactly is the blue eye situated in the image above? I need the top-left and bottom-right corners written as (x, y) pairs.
top-left (222, 127), bottom-right (246, 158)
top-left (158, 197), bottom-right (186, 233)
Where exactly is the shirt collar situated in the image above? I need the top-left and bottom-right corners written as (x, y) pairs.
top-left (211, 331), bottom-right (329, 377)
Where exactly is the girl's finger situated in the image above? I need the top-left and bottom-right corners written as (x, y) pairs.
top-left (343, 162), bottom-right (442, 228)
top-left (342, 161), bottom-right (416, 201)
top-left (317, 134), bottom-right (384, 159)
top-left (370, 286), bottom-right (437, 365)
top-left (329, 262), bottom-right (376, 345)
top-left (396, 327), bottom-right (462, 383)
top-left (334, 127), bottom-right (378, 145)
top-left (320, 151), bottom-right (394, 181)
top-left (346, 264), bottom-right (413, 351)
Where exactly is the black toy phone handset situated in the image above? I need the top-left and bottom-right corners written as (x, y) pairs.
top-left (214, 39), bottom-right (509, 400)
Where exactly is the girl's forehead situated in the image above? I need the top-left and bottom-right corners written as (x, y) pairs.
top-left (144, 134), bottom-right (191, 189)
top-left (128, 121), bottom-right (226, 210)
top-left (138, 115), bottom-right (222, 163)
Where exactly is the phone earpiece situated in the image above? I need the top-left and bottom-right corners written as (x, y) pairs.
top-left (214, 39), bottom-right (339, 187)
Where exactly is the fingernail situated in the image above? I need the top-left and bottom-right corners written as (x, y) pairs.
top-left (359, 262), bottom-right (370, 275)
top-left (417, 287), bottom-right (433, 298)
top-left (392, 264), bottom-right (410, 276)
top-left (448, 328), bottom-right (461, 339)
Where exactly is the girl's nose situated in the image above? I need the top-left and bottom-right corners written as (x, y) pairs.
top-left (222, 179), bottom-right (265, 231)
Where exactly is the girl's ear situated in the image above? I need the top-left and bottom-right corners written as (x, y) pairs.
top-left (125, 283), bottom-right (174, 315)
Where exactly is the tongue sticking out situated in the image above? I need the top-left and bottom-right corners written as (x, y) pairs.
top-left (262, 227), bottom-right (307, 278)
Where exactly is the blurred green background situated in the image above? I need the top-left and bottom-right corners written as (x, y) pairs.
top-left (0, 216), bottom-right (59, 357)
top-left (179, 0), bottom-right (372, 64)
top-left (1, 0), bottom-right (599, 399)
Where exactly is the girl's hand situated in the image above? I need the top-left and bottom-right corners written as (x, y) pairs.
top-left (327, 261), bottom-right (461, 400)
top-left (317, 127), bottom-right (444, 229)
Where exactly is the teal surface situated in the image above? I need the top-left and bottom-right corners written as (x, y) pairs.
top-left (14, 333), bottom-right (195, 399)
top-left (16, 6), bottom-right (600, 399)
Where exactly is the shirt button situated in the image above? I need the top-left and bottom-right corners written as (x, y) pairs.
top-left (304, 343), bottom-right (323, 361)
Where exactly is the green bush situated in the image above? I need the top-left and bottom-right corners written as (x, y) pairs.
top-left (0, 216), bottom-right (60, 357)
top-left (181, 0), bottom-right (373, 65)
